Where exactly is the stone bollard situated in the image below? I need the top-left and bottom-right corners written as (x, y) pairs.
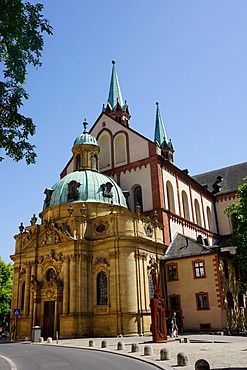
top-left (117, 342), bottom-right (125, 350)
top-left (38, 337), bottom-right (44, 343)
top-left (195, 359), bottom-right (210, 370)
top-left (131, 343), bottom-right (139, 352)
top-left (47, 337), bottom-right (52, 344)
top-left (160, 348), bottom-right (170, 360)
top-left (180, 338), bottom-right (184, 343)
top-left (177, 352), bottom-right (188, 366)
top-left (144, 345), bottom-right (153, 356)
top-left (89, 340), bottom-right (95, 347)
top-left (101, 340), bottom-right (108, 348)
top-left (184, 337), bottom-right (190, 343)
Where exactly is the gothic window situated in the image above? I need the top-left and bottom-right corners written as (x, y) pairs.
top-left (206, 206), bottom-right (212, 230)
top-left (68, 180), bottom-right (80, 202)
top-left (76, 154), bottom-right (81, 170)
top-left (196, 292), bottom-right (209, 310)
top-left (193, 260), bottom-right (205, 278)
top-left (227, 291), bottom-right (234, 309)
top-left (97, 271), bottom-right (108, 305)
top-left (166, 181), bottom-right (175, 213)
top-left (115, 134), bottom-right (126, 164)
top-left (194, 199), bottom-right (202, 226)
top-left (167, 263), bottom-right (178, 281)
top-left (98, 134), bottom-right (111, 169)
top-left (182, 190), bottom-right (190, 220)
top-left (134, 186), bottom-right (143, 212)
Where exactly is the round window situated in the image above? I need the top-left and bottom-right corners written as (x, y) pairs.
top-left (96, 224), bottom-right (106, 233)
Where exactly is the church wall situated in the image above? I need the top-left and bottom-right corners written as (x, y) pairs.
top-left (216, 194), bottom-right (238, 235)
top-left (91, 115), bottom-right (150, 168)
top-left (119, 166), bottom-right (153, 212)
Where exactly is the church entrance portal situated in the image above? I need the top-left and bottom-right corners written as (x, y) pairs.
top-left (43, 301), bottom-right (55, 339)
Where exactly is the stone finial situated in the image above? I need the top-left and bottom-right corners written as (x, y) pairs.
top-left (30, 214), bottom-right (37, 226)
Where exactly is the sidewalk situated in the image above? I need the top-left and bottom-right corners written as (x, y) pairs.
top-left (39, 334), bottom-right (247, 370)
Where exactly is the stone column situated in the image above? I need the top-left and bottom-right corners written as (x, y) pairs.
top-left (29, 262), bottom-right (36, 318)
top-left (69, 255), bottom-right (77, 314)
top-left (24, 262), bottom-right (31, 316)
top-left (62, 257), bottom-right (69, 314)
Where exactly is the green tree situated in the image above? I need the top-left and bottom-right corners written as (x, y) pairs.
top-left (0, 257), bottom-right (13, 321)
top-left (225, 177), bottom-right (247, 291)
top-left (0, 0), bottom-right (52, 164)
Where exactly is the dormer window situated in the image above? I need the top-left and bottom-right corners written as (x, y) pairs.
top-left (44, 188), bottom-right (54, 207)
top-left (68, 180), bottom-right (80, 202)
top-left (101, 182), bottom-right (113, 198)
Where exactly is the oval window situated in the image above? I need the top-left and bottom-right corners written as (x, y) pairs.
top-left (96, 224), bottom-right (106, 233)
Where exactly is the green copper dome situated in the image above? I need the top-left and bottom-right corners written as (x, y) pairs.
top-left (73, 120), bottom-right (98, 146)
top-left (43, 170), bottom-right (127, 210)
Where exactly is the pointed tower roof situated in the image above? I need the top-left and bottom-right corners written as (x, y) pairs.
top-left (104, 61), bottom-right (131, 127)
top-left (154, 102), bottom-right (168, 147)
top-left (108, 60), bottom-right (124, 109)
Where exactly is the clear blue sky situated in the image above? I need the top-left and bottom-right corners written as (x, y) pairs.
top-left (1, 0), bottom-right (247, 262)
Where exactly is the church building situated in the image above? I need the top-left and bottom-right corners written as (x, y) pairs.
top-left (11, 61), bottom-right (247, 339)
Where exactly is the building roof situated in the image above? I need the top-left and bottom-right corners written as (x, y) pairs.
top-left (107, 60), bottom-right (124, 109)
top-left (73, 120), bottom-right (98, 146)
top-left (43, 170), bottom-right (127, 210)
top-left (192, 162), bottom-right (247, 195)
top-left (154, 102), bottom-right (168, 147)
top-left (162, 233), bottom-right (215, 260)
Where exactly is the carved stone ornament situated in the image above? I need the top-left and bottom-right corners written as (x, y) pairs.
top-left (93, 257), bottom-right (110, 270)
top-left (145, 224), bottom-right (153, 237)
top-left (43, 229), bottom-right (61, 246)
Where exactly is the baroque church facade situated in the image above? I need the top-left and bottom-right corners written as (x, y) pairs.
top-left (11, 61), bottom-right (247, 339)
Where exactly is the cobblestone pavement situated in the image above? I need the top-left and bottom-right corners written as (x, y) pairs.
top-left (39, 334), bottom-right (247, 370)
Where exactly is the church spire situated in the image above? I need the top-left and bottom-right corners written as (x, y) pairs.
top-left (154, 102), bottom-right (168, 146)
top-left (104, 60), bottom-right (131, 127)
top-left (154, 102), bottom-right (174, 163)
top-left (108, 60), bottom-right (124, 109)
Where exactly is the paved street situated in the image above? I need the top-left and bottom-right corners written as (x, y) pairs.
top-left (1, 334), bottom-right (247, 369)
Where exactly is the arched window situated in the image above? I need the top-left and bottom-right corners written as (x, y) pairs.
top-left (76, 154), bottom-right (81, 170)
top-left (206, 206), bottom-right (212, 230)
top-left (97, 271), bottom-right (108, 305)
top-left (182, 190), bottom-right (190, 220)
top-left (166, 181), bottom-right (175, 213)
top-left (194, 199), bottom-right (202, 226)
top-left (98, 135), bottom-right (111, 169)
top-left (115, 134), bottom-right (126, 164)
top-left (134, 185), bottom-right (143, 212)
